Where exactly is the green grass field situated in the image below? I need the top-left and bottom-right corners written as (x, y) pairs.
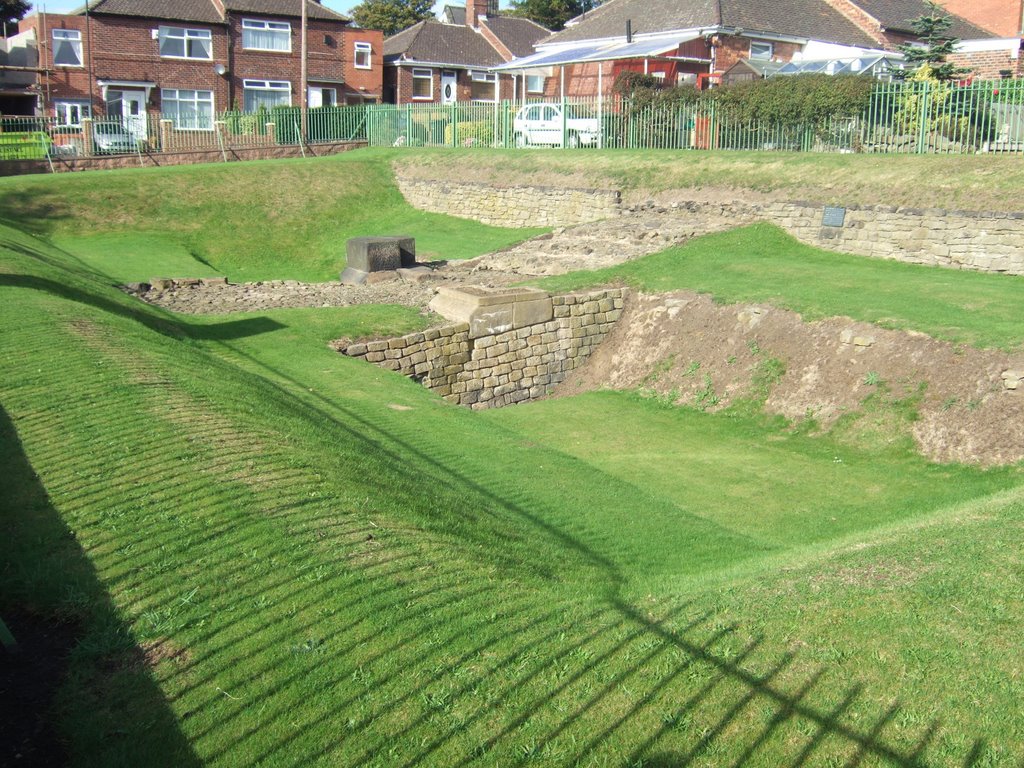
top-left (2, 152), bottom-right (1024, 767)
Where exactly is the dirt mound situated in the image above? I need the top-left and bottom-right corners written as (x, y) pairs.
top-left (557, 291), bottom-right (1024, 466)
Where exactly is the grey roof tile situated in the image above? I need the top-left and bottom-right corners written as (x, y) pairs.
top-left (385, 19), bottom-right (504, 66)
top-left (482, 16), bottom-right (550, 57)
top-left (223, 0), bottom-right (349, 22)
top-left (87, 0), bottom-right (225, 24)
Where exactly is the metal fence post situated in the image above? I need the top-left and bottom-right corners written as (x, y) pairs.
top-left (916, 80), bottom-right (931, 155)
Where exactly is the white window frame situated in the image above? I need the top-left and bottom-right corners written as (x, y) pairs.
top-left (469, 69), bottom-right (496, 103)
top-left (241, 18), bottom-right (292, 52)
top-left (52, 28), bottom-right (83, 68)
top-left (158, 26), bottom-right (213, 60)
top-left (308, 86), bottom-right (337, 107)
top-left (354, 41), bottom-right (372, 69)
top-left (242, 79), bottom-right (292, 111)
top-left (54, 99), bottom-right (91, 127)
top-left (749, 41), bottom-right (774, 60)
top-left (526, 74), bottom-right (545, 93)
top-left (161, 88), bottom-right (215, 130)
top-left (411, 68), bottom-right (433, 100)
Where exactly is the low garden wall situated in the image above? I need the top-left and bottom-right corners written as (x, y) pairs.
top-left (0, 140), bottom-right (366, 177)
top-left (340, 288), bottom-right (625, 409)
top-left (395, 177), bottom-right (622, 227)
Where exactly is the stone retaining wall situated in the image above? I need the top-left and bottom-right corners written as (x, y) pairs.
top-left (395, 177), bottom-right (622, 227)
top-left (759, 201), bottom-right (1024, 276)
top-left (341, 288), bottom-right (626, 409)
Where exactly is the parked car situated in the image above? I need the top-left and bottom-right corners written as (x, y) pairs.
top-left (92, 122), bottom-right (138, 154)
top-left (512, 103), bottom-right (601, 148)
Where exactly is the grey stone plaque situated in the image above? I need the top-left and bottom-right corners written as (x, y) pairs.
top-left (822, 206), bottom-right (846, 227)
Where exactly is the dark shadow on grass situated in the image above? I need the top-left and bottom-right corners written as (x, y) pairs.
top-left (0, 406), bottom-right (202, 768)
top-left (0, 273), bottom-right (284, 341)
top-left (191, 341), bottom-right (991, 767)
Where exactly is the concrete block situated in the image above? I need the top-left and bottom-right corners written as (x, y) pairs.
top-left (346, 237), bottom-right (402, 273)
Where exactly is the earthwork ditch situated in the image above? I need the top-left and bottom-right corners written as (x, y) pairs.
top-left (128, 187), bottom-right (1024, 466)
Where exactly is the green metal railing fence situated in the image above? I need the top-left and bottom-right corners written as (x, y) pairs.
top-left (2, 79), bottom-right (1021, 162)
top-left (362, 78), bottom-right (1024, 155)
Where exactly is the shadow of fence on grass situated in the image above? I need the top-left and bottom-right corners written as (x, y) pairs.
top-left (151, 339), bottom-right (992, 767)
top-left (0, 406), bottom-right (202, 768)
top-left (0, 235), bottom-right (998, 766)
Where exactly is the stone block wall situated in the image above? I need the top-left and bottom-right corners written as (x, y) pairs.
top-left (341, 288), bottom-right (626, 409)
top-left (757, 201), bottom-right (1024, 275)
top-left (394, 176), bottom-right (622, 227)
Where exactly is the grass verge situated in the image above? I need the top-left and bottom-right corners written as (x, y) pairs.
top-left (532, 222), bottom-right (1024, 351)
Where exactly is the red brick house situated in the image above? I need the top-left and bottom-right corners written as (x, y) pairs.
top-left (495, 0), bottom-right (1017, 98)
top-left (383, 0), bottom-right (549, 104)
top-left (934, 0), bottom-right (1024, 39)
top-left (4, 0), bottom-right (382, 128)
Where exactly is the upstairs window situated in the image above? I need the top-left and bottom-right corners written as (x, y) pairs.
top-left (53, 29), bottom-right (83, 67)
top-left (749, 41), bottom-right (773, 60)
top-left (242, 19), bottom-right (291, 52)
top-left (159, 26), bottom-right (213, 60)
top-left (354, 41), bottom-right (372, 69)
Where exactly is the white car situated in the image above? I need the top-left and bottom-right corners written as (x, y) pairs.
top-left (513, 103), bottom-right (601, 148)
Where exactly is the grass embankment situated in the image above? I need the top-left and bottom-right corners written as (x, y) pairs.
top-left (534, 222), bottom-right (1024, 352)
top-left (392, 147), bottom-right (1024, 211)
top-left (2, 155), bottom-right (1024, 765)
top-left (0, 154), bottom-right (545, 283)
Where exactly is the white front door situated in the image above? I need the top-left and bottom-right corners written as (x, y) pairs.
top-left (441, 71), bottom-right (457, 104)
top-left (107, 89), bottom-right (147, 141)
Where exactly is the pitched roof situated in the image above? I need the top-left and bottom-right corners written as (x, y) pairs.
top-left (385, 19), bottom-right (505, 66)
top-left (386, 16), bottom-right (550, 67)
top-left (86, 0), bottom-right (350, 24)
top-left (482, 16), bottom-right (551, 57)
top-left (223, 0), bottom-right (349, 22)
top-left (546, 0), bottom-right (885, 48)
top-left (86, 0), bottom-right (225, 24)
top-left (852, 0), bottom-right (993, 38)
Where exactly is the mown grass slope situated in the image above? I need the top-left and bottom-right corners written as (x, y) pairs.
top-left (533, 222), bottom-right (1024, 352)
top-left (0, 154), bottom-right (545, 282)
top-left (3, 154), bottom-right (1024, 766)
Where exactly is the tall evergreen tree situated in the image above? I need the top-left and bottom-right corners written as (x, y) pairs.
top-left (897, 1), bottom-right (969, 81)
top-left (507, 0), bottom-right (602, 32)
top-left (350, 0), bottom-right (434, 37)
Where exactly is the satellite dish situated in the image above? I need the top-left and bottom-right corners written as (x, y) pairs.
top-left (213, 63), bottom-right (227, 76)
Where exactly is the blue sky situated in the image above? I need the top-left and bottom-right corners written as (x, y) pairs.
top-left (28, 1), bottom-right (513, 19)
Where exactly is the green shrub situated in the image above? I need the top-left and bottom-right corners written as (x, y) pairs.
top-left (444, 119), bottom-right (495, 146)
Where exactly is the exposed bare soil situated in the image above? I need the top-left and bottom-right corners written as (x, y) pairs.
top-left (558, 291), bottom-right (1024, 466)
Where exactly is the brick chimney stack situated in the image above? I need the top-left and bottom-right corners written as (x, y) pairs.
top-left (466, 0), bottom-right (497, 28)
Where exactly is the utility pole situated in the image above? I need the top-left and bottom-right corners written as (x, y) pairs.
top-left (300, 0), bottom-right (308, 143)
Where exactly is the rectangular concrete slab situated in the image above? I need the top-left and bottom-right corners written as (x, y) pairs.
top-left (346, 237), bottom-right (401, 272)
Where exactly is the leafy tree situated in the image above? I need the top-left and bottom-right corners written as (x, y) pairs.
top-left (1, 0), bottom-right (30, 33)
top-left (897, 1), bottom-right (969, 82)
top-left (350, 0), bottom-right (433, 37)
top-left (508, 0), bottom-right (603, 32)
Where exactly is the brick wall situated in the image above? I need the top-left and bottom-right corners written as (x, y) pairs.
top-left (935, 0), bottom-right (1024, 37)
top-left (713, 35), bottom-right (801, 74)
top-left (26, 11), bottom-right (381, 118)
top-left (389, 64), bottom-right (516, 104)
top-left (340, 288), bottom-right (626, 409)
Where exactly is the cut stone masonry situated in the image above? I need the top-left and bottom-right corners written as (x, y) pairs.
top-left (340, 286), bottom-right (626, 409)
